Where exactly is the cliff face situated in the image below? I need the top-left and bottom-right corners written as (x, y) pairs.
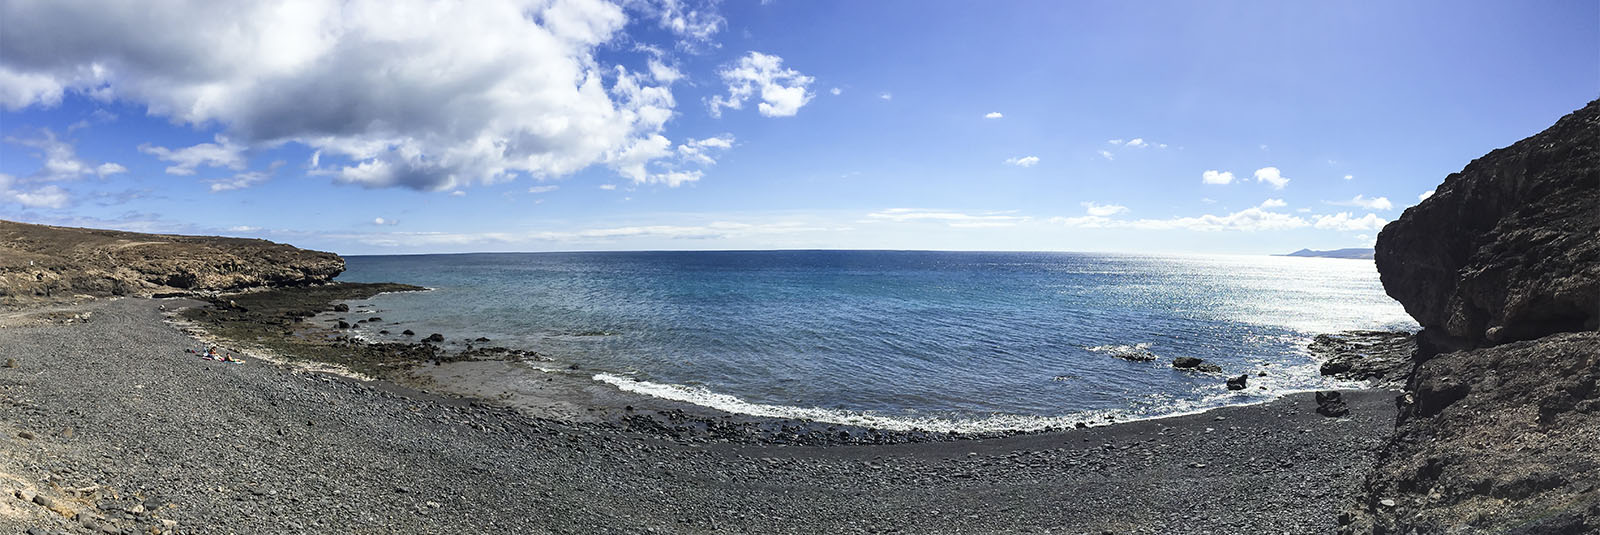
top-left (1347, 101), bottom-right (1600, 534)
top-left (1374, 100), bottom-right (1599, 351)
top-left (0, 220), bottom-right (344, 306)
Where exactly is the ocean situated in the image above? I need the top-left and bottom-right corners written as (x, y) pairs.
top-left (334, 250), bottom-right (1415, 432)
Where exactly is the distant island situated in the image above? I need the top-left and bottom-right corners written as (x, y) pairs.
top-left (1278, 248), bottom-right (1374, 260)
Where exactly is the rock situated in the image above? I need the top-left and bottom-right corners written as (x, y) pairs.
top-left (402, 330), bottom-right (415, 336)
top-left (3, 358), bottom-right (14, 368)
top-left (333, 303), bottom-right (350, 312)
top-left (1172, 356), bottom-right (1203, 369)
top-left (369, 317), bottom-right (383, 322)
top-left (1194, 363), bottom-right (1222, 374)
top-left (0, 219), bottom-right (345, 307)
top-left (379, 330), bottom-right (390, 335)
top-left (474, 337), bottom-right (491, 342)
top-left (32, 494), bottom-right (53, 507)
top-left (336, 321), bottom-right (352, 329)
top-left (1314, 391), bottom-right (1348, 417)
top-left (425, 333), bottom-right (445, 343)
top-left (1226, 375), bottom-right (1248, 390)
top-left (1310, 331), bottom-right (1416, 388)
top-left (1374, 100), bottom-right (1599, 351)
top-left (17, 430), bottom-right (33, 439)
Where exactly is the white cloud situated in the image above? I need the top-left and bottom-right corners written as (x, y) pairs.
top-left (0, 174), bottom-right (69, 209)
top-left (630, 0), bottom-right (725, 49)
top-left (140, 136), bottom-right (247, 175)
top-left (879, 92), bottom-right (892, 101)
top-left (1201, 198), bottom-right (1217, 204)
top-left (984, 112), bottom-right (1003, 119)
top-left (1081, 202), bottom-right (1128, 217)
top-left (0, 0), bottom-right (705, 192)
top-left (342, 220), bottom-right (844, 248)
top-left (1124, 138), bottom-right (1148, 148)
top-left (599, 184), bottom-right (618, 190)
top-left (1004, 156), bottom-right (1040, 167)
top-left (865, 208), bottom-right (1029, 228)
top-left (95, 163), bottom-right (127, 176)
top-left (1051, 207), bottom-right (1310, 232)
top-left (1201, 170), bottom-right (1234, 185)
top-left (1253, 167), bottom-right (1290, 189)
top-left (450, 190), bottom-right (466, 197)
top-left (372, 217), bottom-right (398, 226)
top-left (1259, 198), bottom-right (1287, 208)
top-left (708, 51), bottom-right (814, 118)
top-left (1343, 174), bottom-right (1353, 180)
top-left (676, 134), bottom-right (735, 165)
top-left (1327, 194), bottom-right (1393, 211)
top-left (1107, 139), bottom-right (1124, 145)
top-left (208, 160), bottom-right (283, 192)
top-left (1097, 150), bottom-right (1115, 161)
top-left (829, 87), bottom-right (841, 96)
top-left (1313, 212), bottom-right (1387, 231)
top-left (527, 185), bottom-right (560, 194)
top-left (227, 225), bottom-right (260, 232)
top-left (6, 129), bottom-right (125, 182)
top-left (1418, 189), bottom-right (1434, 201)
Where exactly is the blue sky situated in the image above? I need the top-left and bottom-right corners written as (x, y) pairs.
top-left (1, 0), bottom-right (1595, 255)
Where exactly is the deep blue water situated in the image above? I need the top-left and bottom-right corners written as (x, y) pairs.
top-left (335, 251), bottom-right (1415, 431)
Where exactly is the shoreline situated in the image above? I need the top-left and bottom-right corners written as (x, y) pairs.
top-left (1, 296), bottom-right (1400, 533)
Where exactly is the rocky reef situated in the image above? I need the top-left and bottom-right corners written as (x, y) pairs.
top-left (1347, 100), bottom-right (1600, 533)
top-left (0, 219), bottom-right (345, 306)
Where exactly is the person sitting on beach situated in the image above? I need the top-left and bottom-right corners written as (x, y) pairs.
top-left (204, 346), bottom-right (221, 360)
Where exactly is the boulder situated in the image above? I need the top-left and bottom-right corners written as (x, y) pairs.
top-left (333, 303), bottom-right (350, 312)
top-left (1314, 391), bottom-right (1348, 417)
top-left (1171, 356), bottom-right (1203, 369)
top-left (1225, 374), bottom-right (1248, 390)
top-left (424, 333), bottom-right (445, 343)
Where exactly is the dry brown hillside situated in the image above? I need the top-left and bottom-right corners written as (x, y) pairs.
top-left (0, 219), bottom-right (343, 307)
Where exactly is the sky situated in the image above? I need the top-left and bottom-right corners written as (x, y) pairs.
top-left (1, 0), bottom-right (1596, 255)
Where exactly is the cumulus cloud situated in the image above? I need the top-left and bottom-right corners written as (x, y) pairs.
top-left (829, 87), bottom-right (841, 96)
top-left (1327, 194), bottom-right (1393, 211)
top-left (1418, 189), bottom-right (1434, 201)
top-left (1201, 170), bottom-right (1234, 185)
top-left (1004, 156), bottom-right (1040, 167)
top-left (628, 0), bottom-right (725, 49)
top-left (879, 92), bottom-right (892, 101)
top-left (708, 51), bottom-right (813, 118)
top-left (1124, 138), bottom-right (1148, 148)
top-left (676, 134), bottom-right (735, 165)
top-left (1081, 202), bottom-right (1128, 217)
top-left (139, 136), bottom-right (247, 176)
top-left (1097, 150), bottom-right (1115, 161)
top-left (0, 174), bottom-right (70, 209)
top-left (6, 129), bottom-right (126, 181)
top-left (1343, 174), bottom-right (1354, 180)
top-left (984, 112), bottom-right (1003, 119)
top-left (0, 0), bottom-right (704, 192)
top-left (1254, 167), bottom-right (1290, 189)
top-left (1313, 212), bottom-right (1387, 231)
top-left (865, 208), bottom-right (1029, 228)
top-left (1259, 198), bottom-right (1287, 208)
top-left (372, 217), bottom-right (398, 226)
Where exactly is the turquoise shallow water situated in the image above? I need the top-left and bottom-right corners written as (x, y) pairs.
top-left (335, 251), bottom-right (1415, 431)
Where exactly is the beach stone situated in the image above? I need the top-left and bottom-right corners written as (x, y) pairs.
top-left (1315, 391), bottom-right (1348, 417)
top-left (18, 430), bottom-right (34, 439)
top-left (425, 333), bottom-right (445, 343)
top-left (333, 303), bottom-right (350, 312)
top-left (336, 321), bottom-right (352, 329)
top-left (402, 329), bottom-right (415, 336)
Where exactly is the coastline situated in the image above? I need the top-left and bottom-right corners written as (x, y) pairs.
top-left (1, 294), bottom-right (1400, 533)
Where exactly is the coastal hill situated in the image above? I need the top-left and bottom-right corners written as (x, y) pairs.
top-left (1348, 100), bottom-right (1599, 533)
top-left (0, 219), bottom-right (344, 306)
top-left (1278, 248), bottom-right (1374, 260)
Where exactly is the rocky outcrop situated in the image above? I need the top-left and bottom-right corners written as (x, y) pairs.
top-left (1343, 332), bottom-right (1600, 534)
top-left (1311, 331), bottom-right (1416, 388)
top-left (1346, 101), bottom-right (1600, 533)
top-left (0, 220), bottom-right (343, 306)
top-left (1374, 100), bottom-right (1599, 351)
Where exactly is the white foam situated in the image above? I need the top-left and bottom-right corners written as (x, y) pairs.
top-left (590, 372), bottom-right (1286, 434)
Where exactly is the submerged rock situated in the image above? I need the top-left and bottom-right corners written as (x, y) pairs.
top-left (1172, 356), bottom-right (1203, 369)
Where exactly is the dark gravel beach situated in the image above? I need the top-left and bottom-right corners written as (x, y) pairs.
top-left (1, 297), bottom-right (1398, 534)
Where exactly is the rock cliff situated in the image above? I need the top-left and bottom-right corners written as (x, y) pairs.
top-left (1348, 101), bottom-right (1600, 534)
top-left (0, 220), bottom-right (344, 306)
top-left (1374, 100), bottom-right (1599, 351)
